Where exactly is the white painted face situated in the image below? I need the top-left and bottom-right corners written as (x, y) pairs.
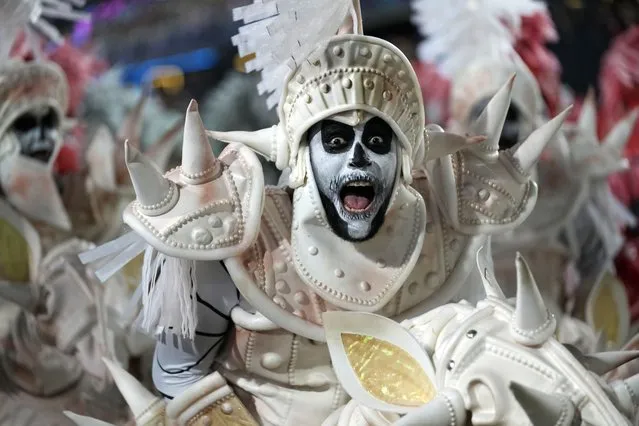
top-left (308, 112), bottom-right (399, 242)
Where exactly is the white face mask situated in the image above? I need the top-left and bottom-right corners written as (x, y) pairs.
top-left (0, 132), bottom-right (71, 231)
top-left (307, 113), bottom-right (399, 242)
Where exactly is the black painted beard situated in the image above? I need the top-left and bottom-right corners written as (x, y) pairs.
top-left (318, 173), bottom-right (392, 242)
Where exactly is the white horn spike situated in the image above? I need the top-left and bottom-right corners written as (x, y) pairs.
top-left (395, 388), bottom-right (467, 426)
top-left (102, 358), bottom-right (165, 424)
top-left (511, 253), bottom-right (556, 346)
top-left (476, 247), bottom-right (505, 299)
top-left (125, 140), bottom-right (171, 208)
top-left (117, 90), bottom-right (148, 148)
top-left (510, 382), bottom-right (578, 426)
top-left (0, 282), bottom-right (36, 311)
top-left (207, 126), bottom-right (277, 162)
top-left (564, 345), bottom-right (639, 375)
top-left (64, 411), bottom-right (116, 426)
top-left (513, 106), bottom-right (572, 173)
top-left (604, 108), bottom-right (639, 152)
top-left (181, 99), bottom-right (220, 183)
top-left (469, 74), bottom-right (515, 158)
top-left (577, 87), bottom-right (598, 139)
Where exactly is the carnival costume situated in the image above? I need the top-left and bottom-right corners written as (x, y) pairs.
top-left (63, 0), bottom-right (639, 425)
top-left (0, 1), bottom-right (154, 424)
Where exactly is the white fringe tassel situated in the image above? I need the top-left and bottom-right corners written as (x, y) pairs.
top-left (139, 246), bottom-right (198, 340)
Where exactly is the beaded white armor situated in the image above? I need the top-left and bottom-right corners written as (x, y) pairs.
top-left (68, 1), bottom-right (579, 425)
top-left (321, 253), bottom-right (639, 426)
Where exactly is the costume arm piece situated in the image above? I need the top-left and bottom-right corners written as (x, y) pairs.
top-left (65, 359), bottom-right (258, 426)
top-left (425, 75), bottom-right (571, 235)
top-left (78, 100), bottom-right (264, 338)
top-left (150, 260), bottom-right (237, 398)
top-left (79, 99), bottom-right (264, 274)
top-left (321, 250), bottom-right (639, 426)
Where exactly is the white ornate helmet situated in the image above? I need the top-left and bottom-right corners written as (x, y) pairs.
top-left (209, 0), bottom-right (426, 187)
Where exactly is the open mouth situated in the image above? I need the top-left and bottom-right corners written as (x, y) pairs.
top-left (340, 181), bottom-right (376, 213)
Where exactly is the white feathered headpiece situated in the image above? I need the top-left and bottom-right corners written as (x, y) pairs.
top-left (412, 0), bottom-right (545, 78)
top-left (212, 0), bottom-right (431, 188)
top-left (411, 0), bottom-right (547, 126)
top-left (231, 0), bottom-right (359, 110)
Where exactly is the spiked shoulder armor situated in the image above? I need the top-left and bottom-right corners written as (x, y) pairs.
top-left (121, 101), bottom-right (265, 261)
top-left (424, 77), bottom-right (570, 235)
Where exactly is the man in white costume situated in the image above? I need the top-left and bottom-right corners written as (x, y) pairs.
top-left (66, 0), bottom-right (638, 425)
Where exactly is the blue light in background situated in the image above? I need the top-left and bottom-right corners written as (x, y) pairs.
top-left (121, 48), bottom-right (220, 85)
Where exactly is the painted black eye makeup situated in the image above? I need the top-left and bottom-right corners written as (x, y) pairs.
top-left (362, 117), bottom-right (393, 154)
top-left (321, 120), bottom-right (355, 153)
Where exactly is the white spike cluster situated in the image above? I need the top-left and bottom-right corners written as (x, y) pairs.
top-left (568, 91), bottom-right (638, 177)
top-left (411, 0), bottom-right (546, 76)
top-left (467, 74), bottom-right (570, 170)
top-left (231, 0), bottom-right (355, 108)
top-left (0, 0), bottom-right (89, 61)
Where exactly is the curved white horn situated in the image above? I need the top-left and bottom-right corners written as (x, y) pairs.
top-left (510, 382), bottom-right (579, 426)
top-left (604, 108), bottom-right (639, 152)
top-left (511, 253), bottom-right (556, 346)
top-left (207, 126), bottom-right (278, 162)
top-left (563, 344), bottom-right (639, 375)
top-left (513, 106), bottom-right (572, 173)
top-left (468, 74), bottom-right (515, 158)
top-left (125, 140), bottom-right (172, 210)
top-left (181, 100), bottom-right (220, 183)
top-left (102, 357), bottom-right (166, 425)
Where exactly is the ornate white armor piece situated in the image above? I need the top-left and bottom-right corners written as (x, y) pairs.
top-left (321, 253), bottom-right (639, 425)
top-left (82, 91), bottom-right (183, 244)
top-left (494, 92), bottom-right (637, 351)
top-left (71, 0), bottom-right (572, 425)
top-left (410, 0), bottom-right (635, 353)
top-left (0, 2), bottom-right (147, 424)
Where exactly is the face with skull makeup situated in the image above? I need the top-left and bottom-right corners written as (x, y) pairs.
top-left (0, 64), bottom-right (71, 231)
top-left (308, 112), bottom-right (399, 242)
top-left (11, 105), bottom-right (60, 164)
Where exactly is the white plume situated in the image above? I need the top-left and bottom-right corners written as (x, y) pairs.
top-left (231, 0), bottom-right (355, 109)
top-left (411, 0), bottom-right (546, 77)
top-left (0, 0), bottom-right (89, 62)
